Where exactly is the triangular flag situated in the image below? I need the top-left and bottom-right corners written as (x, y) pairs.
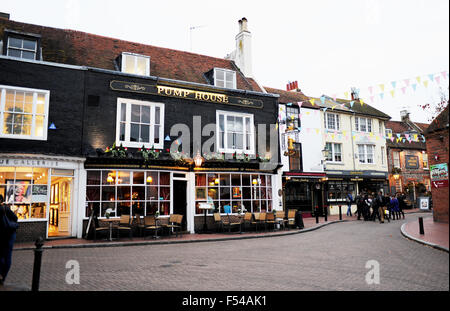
top-left (359, 99), bottom-right (364, 106)
top-left (442, 71), bottom-right (448, 79)
top-left (316, 129), bottom-right (320, 134)
top-left (412, 84), bottom-right (417, 91)
top-left (428, 74), bottom-right (434, 82)
top-left (423, 80), bottom-right (428, 88)
top-left (391, 81), bottom-right (397, 89)
top-left (298, 101), bottom-right (303, 107)
top-left (306, 111), bottom-right (310, 115)
top-left (309, 99), bottom-right (315, 106)
top-left (164, 135), bottom-right (171, 141)
top-left (332, 94), bottom-right (337, 101)
top-left (287, 102), bottom-right (292, 106)
top-left (320, 96), bottom-right (326, 105)
top-left (404, 78), bottom-right (410, 86)
top-left (331, 105), bottom-right (336, 110)
top-left (368, 86), bottom-right (373, 94)
top-left (275, 122), bottom-right (278, 130)
top-left (435, 76), bottom-right (441, 84)
top-left (379, 93), bottom-right (384, 100)
top-left (416, 76), bottom-right (421, 83)
top-left (401, 87), bottom-right (406, 94)
top-left (390, 90), bottom-right (395, 97)
top-left (379, 84), bottom-right (385, 92)
top-left (323, 107), bottom-right (328, 112)
top-left (344, 92), bottom-right (349, 99)
top-left (350, 101), bottom-right (354, 107)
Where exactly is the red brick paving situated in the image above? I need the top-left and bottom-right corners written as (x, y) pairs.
top-left (403, 216), bottom-right (449, 250)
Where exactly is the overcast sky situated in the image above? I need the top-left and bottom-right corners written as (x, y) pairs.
top-left (2, 0), bottom-right (449, 123)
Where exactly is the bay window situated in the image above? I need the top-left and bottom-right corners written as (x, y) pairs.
top-left (0, 85), bottom-right (49, 140)
top-left (116, 98), bottom-right (164, 149)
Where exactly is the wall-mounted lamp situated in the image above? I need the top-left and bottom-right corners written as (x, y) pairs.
top-left (194, 151), bottom-right (204, 167)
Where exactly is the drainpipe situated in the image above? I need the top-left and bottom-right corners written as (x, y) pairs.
top-left (350, 113), bottom-right (359, 194)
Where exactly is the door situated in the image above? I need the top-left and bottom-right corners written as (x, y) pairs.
top-left (48, 176), bottom-right (72, 237)
top-left (58, 179), bottom-right (72, 233)
top-left (173, 180), bottom-right (187, 231)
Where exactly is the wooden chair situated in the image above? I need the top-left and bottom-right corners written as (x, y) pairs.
top-left (222, 214), bottom-right (241, 233)
top-left (163, 214), bottom-right (183, 237)
top-left (143, 215), bottom-right (161, 239)
top-left (287, 209), bottom-right (297, 229)
top-left (242, 212), bottom-right (253, 232)
top-left (275, 211), bottom-right (287, 230)
top-left (266, 212), bottom-right (277, 231)
top-left (251, 212), bottom-right (261, 232)
top-left (115, 215), bottom-right (133, 239)
top-left (134, 214), bottom-right (145, 237)
top-left (93, 216), bottom-right (109, 241)
top-left (213, 213), bottom-right (224, 232)
top-left (259, 212), bottom-right (267, 231)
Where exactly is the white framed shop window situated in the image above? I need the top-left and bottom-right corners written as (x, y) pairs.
top-left (0, 85), bottom-right (49, 140)
top-left (216, 110), bottom-right (254, 154)
top-left (116, 98), bottom-right (164, 149)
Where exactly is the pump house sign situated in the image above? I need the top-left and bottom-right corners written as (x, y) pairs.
top-left (110, 80), bottom-right (263, 108)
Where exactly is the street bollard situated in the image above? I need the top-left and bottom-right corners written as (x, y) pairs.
top-left (32, 237), bottom-right (44, 292)
top-left (339, 205), bottom-right (342, 220)
top-left (418, 217), bottom-right (425, 235)
top-left (315, 206), bottom-right (319, 224)
top-left (324, 206), bottom-right (328, 222)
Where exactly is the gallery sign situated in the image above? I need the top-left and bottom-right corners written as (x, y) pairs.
top-left (405, 155), bottom-right (419, 169)
top-left (110, 80), bottom-right (264, 109)
top-left (430, 163), bottom-right (448, 188)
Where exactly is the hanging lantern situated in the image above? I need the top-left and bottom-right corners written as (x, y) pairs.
top-left (194, 151), bottom-right (204, 167)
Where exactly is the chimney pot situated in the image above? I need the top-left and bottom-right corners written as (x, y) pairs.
top-left (241, 17), bottom-right (248, 31)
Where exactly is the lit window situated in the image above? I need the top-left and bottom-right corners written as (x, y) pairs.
top-left (393, 151), bottom-right (400, 168)
top-left (217, 110), bottom-right (254, 154)
top-left (7, 37), bottom-right (37, 60)
top-left (325, 142), bottom-right (342, 162)
top-left (324, 113), bottom-right (340, 130)
top-left (289, 143), bottom-right (302, 170)
top-left (121, 53), bottom-right (150, 76)
top-left (116, 98), bottom-right (164, 149)
top-left (286, 106), bottom-right (300, 129)
top-left (358, 144), bottom-right (375, 164)
top-left (214, 68), bottom-right (236, 89)
top-left (355, 117), bottom-right (372, 132)
top-left (0, 85), bottom-right (49, 140)
top-left (422, 153), bottom-right (428, 169)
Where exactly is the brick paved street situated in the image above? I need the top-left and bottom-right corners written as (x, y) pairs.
top-left (5, 213), bottom-right (448, 291)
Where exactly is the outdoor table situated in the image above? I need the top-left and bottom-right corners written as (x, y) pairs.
top-left (101, 218), bottom-right (118, 241)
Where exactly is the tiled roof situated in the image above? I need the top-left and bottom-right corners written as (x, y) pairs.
top-left (386, 121), bottom-right (410, 133)
top-left (312, 96), bottom-right (391, 119)
top-left (425, 103), bottom-right (449, 134)
top-left (0, 19), bottom-right (262, 92)
top-left (264, 87), bottom-right (316, 109)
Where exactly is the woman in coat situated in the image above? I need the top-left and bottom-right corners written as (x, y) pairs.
top-left (0, 194), bottom-right (18, 285)
top-left (390, 194), bottom-right (400, 220)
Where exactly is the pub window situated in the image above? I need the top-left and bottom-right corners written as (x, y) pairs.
top-left (214, 68), bottom-right (236, 89)
top-left (286, 106), bottom-right (300, 129)
top-left (324, 112), bottom-right (340, 130)
top-left (289, 143), bottom-right (302, 171)
top-left (121, 52), bottom-right (150, 76)
top-left (217, 110), bottom-right (254, 154)
top-left (116, 98), bottom-right (164, 149)
top-left (0, 85), bottom-right (49, 140)
top-left (381, 146), bottom-right (386, 165)
top-left (393, 151), bottom-right (400, 168)
top-left (7, 36), bottom-right (37, 60)
top-left (327, 180), bottom-right (356, 201)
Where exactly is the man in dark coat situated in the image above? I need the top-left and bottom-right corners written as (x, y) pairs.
top-left (397, 193), bottom-right (406, 219)
top-left (0, 194), bottom-right (18, 286)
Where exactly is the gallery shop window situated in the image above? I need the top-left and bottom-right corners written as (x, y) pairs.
top-left (195, 173), bottom-right (273, 215)
top-left (85, 170), bottom-right (170, 218)
top-left (116, 98), bottom-right (164, 149)
top-left (7, 36), bottom-right (38, 60)
top-left (217, 110), bottom-right (254, 154)
top-left (358, 144), bottom-right (375, 164)
top-left (121, 52), bottom-right (150, 76)
top-left (0, 167), bottom-right (48, 220)
top-left (0, 85), bottom-right (49, 140)
top-left (327, 180), bottom-right (356, 202)
top-left (355, 116), bottom-right (372, 132)
top-left (214, 68), bottom-right (236, 89)
top-left (324, 112), bottom-right (340, 130)
top-left (289, 143), bottom-right (302, 171)
top-left (325, 142), bottom-right (342, 162)
top-left (286, 106), bottom-right (300, 129)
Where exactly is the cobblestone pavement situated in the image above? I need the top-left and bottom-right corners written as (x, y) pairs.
top-left (6, 213), bottom-right (448, 291)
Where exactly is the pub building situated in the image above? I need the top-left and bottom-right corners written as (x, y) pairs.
top-left (264, 85), bottom-right (327, 217)
top-left (0, 15), bottom-right (281, 241)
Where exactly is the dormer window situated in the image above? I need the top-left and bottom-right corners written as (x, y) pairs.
top-left (214, 68), bottom-right (236, 89)
top-left (121, 52), bottom-right (150, 76)
top-left (7, 37), bottom-right (37, 60)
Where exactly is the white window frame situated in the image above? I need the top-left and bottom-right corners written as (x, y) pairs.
top-left (385, 128), bottom-right (392, 137)
top-left (357, 144), bottom-right (375, 164)
top-left (213, 68), bottom-right (237, 89)
top-left (324, 112), bottom-right (340, 130)
top-left (0, 85), bottom-right (49, 140)
top-left (393, 151), bottom-right (400, 168)
top-left (116, 98), bottom-right (164, 149)
top-left (216, 110), bottom-right (255, 155)
top-left (121, 52), bottom-right (150, 76)
top-left (325, 142), bottom-right (343, 163)
top-left (355, 116), bottom-right (372, 132)
top-left (7, 36), bottom-right (37, 60)
top-left (381, 146), bottom-right (385, 165)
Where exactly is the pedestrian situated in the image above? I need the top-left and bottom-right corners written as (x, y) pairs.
top-left (376, 191), bottom-right (388, 223)
top-left (346, 191), bottom-right (353, 217)
top-left (384, 193), bottom-right (392, 221)
top-left (0, 194), bottom-right (19, 286)
top-left (364, 194), bottom-right (372, 221)
top-left (355, 193), bottom-right (363, 220)
top-left (397, 193), bottom-right (406, 219)
top-left (371, 193), bottom-right (380, 222)
top-left (390, 194), bottom-right (399, 220)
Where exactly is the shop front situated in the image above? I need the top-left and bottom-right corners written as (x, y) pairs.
top-left (0, 154), bottom-right (84, 242)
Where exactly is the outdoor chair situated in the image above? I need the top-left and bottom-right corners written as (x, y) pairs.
top-left (242, 212), bottom-right (253, 232)
top-left (251, 212), bottom-right (261, 232)
top-left (213, 213), bottom-right (224, 232)
top-left (163, 214), bottom-right (183, 238)
top-left (115, 215), bottom-right (133, 239)
top-left (93, 216), bottom-right (109, 241)
top-left (266, 212), bottom-right (277, 231)
top-left (134, 213), bottom-right (146, 237)
top-left (143, 215), bottom-right (161, 239)
top-left (222, 214), bottom-right (241, 233)
top-left (259, 212), bottom-right (267, 231)
top-left (275, 211), bottom-right (287, 230)
top-left (287, 209), bottom-right (297, 229)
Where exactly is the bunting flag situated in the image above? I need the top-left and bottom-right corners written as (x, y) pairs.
top-left (344, 91), bottom-right (349, 99)
top-left (442, 71), bottom-right (448, 79)
top-left (298, 101), bottom-right (303, 107)
top-left (323, 107), bottom-right (328, 112)
top-left (412, 84), bottom-right (417, 91)
top-left (428, 74), bottom-right (434, 82)
top-left (309, 99), bottom-right (315, 106)
top-left (435, 76), bottom-right (441, 84)
top-left (404, 78), bottom-right (410, 86)
top-left (423, 80), bottom-right (429, 88)
top-left (379, 84), bottom-right (385, 92)
top-left (359, 99), bottom-right (364, 106)
top-left (390, 90), bottom-right (395, 97)
top-left (331, 105), bottom-right (336, 110)
top-left (350, 101), bottom-right (354, 107)
top-left (287, 102), bottom-right (292, 106)
top-left (379, 93), bottom-right (384, 100)
top-left (316, 129), bottom-right (320, 134)
top-left (332, 94), bottom-right (337, 101)
top-left (320, 96), bottom-right (326, 105)
top-left (401, 87), bottom-right (407, 94)
top-left (391, 81), bottom-right (397, 89)
top-left (416, 76), bottom-right (421, 83)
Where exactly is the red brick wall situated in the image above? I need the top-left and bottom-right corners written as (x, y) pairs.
top-left (426, 130), bottom-right (449, 223)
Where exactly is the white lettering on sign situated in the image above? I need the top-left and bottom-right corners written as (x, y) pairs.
top-left (0, 159), bottom-right (59, 168)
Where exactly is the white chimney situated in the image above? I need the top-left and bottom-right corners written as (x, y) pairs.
top-left (228, 17), bottom-right (253, 78)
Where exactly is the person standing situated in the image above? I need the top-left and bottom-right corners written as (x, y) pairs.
top-left (390, 194), bottom-right (399, 220)
top-left (0, 194), bottom-right (18, 286)
top-left (376, 191), bottom-right (387, 223)
top-left (346, 191), bottom-right (353, 217)
top-left (355, 193), bottom-right (363, 220)
top-left (397, 193), bottom-right (406, 219)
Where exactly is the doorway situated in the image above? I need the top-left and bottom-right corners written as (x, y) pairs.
top-left (48, 176), bottom-right (73, 237)
top-left (313, 183), bottom-right (324, 216)
top-left (173, 180), bottom-right (187, 231)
